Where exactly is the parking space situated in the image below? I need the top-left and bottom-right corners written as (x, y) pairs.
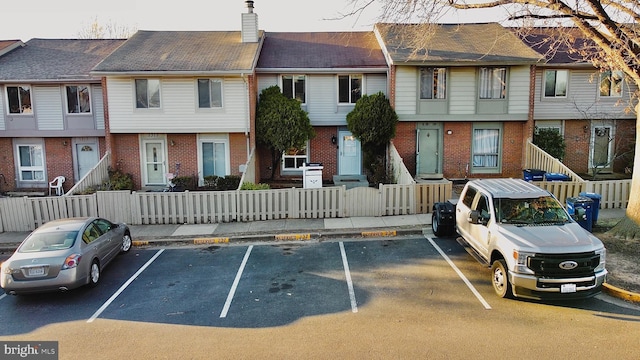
top-left (0, 235), bottom-right (494, 333)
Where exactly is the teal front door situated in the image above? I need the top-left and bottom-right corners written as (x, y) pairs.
top-left (338, 131), bottom-right (361, 175)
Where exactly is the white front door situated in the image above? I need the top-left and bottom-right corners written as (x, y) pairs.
top-left (75, 141), bottom-right (99, 180)
top-left (142, 140), bottom-right (166, 185)
top-left (338, 131), bottom-right (362, 175)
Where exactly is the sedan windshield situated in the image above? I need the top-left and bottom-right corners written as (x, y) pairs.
top-left (494, 196), bottom-right (570, 225)
top-left (19, 231), bottom-right (78, 253)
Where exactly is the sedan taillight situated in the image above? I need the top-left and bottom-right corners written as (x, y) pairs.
top-left (62, 254), bottom-right (81, 270)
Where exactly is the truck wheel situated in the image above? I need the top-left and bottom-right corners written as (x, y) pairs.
top-left (491, 259), bottom-right (513, 298)
top-left (432, 212), bottom-right (442, 236)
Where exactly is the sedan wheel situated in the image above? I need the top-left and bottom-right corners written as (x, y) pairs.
top-left (121, 234), bottom-right (132, 253)
top-left (87, 260), bottom-right (100, 288)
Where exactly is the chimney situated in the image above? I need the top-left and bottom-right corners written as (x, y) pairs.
top-left (242, 0), bottom-right (259, 43)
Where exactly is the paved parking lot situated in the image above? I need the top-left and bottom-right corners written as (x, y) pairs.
top-left (0, 235), bottom-right (502, 332)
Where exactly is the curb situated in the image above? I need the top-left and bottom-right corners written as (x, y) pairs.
top-left (603, 283), bottom-right (640, 304)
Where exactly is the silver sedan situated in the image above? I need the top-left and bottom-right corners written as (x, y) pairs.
top-left (1, 217), bottom-right (132, 295)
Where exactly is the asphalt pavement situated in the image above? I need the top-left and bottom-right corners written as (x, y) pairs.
top-left (1, 208), bottom-right (637, 303)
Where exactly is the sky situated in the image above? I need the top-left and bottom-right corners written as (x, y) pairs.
top-left (1, 0), bottom-right (507, 41)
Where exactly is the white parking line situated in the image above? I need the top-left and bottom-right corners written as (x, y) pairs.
top-left (220, 245), bottom-right (253, 318)
top-left (87, 249), bottom-right (165, 323)
top-left (339, 242), bottom-right (358, 313)
top-left (0, 294), bottom-right (6, 301)
top-left (425, 236), bottom-right (492, 310)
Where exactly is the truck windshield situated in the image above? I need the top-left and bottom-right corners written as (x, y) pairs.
top-left (494, 196), bottom-right (569, 225)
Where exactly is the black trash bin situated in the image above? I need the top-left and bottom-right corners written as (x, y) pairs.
top-left (566, 196), bottom-right (594, 232)
top-left (523, 169), bottom-right (546, 182)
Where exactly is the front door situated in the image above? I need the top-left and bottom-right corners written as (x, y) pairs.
top-left (592, 126), bottom-right (613, 173)
top-left (417, 128), bottom-right (441, 176)
top-left (74, 141), bottom-right (99, 181)
top-left (142, 140), bottom-right (166, 185)
top-left (338, 131), bottom-right (362, 175)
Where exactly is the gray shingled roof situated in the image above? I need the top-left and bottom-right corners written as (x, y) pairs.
top-left (375, 23), bottom-right (542, 65)
top-left (0, 39), bottom-right (125, 81)
top-left (516, 27), bottom-right (596, 65)
top-left (256, 32), bottom-right (387, 69)
top-left (92, 30), bottom-right (264, 74)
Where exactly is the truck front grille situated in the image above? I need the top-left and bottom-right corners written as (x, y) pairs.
top-left (528, 252), bottom-right (600, 278)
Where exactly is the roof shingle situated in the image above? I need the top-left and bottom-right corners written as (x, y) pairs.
top-left (257, 32), bottom-right (387, 69)
top-left (93, 30), bottom-right (263, 73)
top-left (375, 23), bottom-right (542, 65)
top-left (0, 39), bottom-right (125, 81)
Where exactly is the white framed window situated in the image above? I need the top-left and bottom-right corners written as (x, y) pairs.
top-left (338, 75), bottom-right (362, 104)
top-left (471, 123), bottom-right (502, 173)
top-left (282, 143), bottom-right (308, 171)
top-left (420, 67), bottom-right (447, 99)
top-left (281, 75), bottom-right (306, 103)
top-left (198, 135), bottom-right (230, 183)
top-left (17, 144), bottom-right (45, 181)
top-left (599, 70), bottom-right (623, 97)
top-left (135, 79), bottom-right (160, 108)
top-left (6, 85), bottom-right (32, 114)
top-left (66, 85), bottom-right (91, 113)
top-left (479, 67), bottom-right (507, 99)
top-left (544, 70), bottom-right (568, 98)
top-left (198, 79), bottom-right (223, 108)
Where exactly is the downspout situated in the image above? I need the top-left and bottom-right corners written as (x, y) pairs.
top-left (242, 72), bottom-right (250, 160)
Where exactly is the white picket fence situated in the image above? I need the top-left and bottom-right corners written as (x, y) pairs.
top-left (0, 182), bottom-right (452, 232)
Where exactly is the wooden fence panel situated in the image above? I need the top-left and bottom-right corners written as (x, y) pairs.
top-left (415, 182), bottom-right (453, 214)
top-left (0, 197), bottom-right (34, 232)
top-left (344, 187), bottom-right (380, 217)
top-left (293, 187), bottom-right (343, 219)
top-left (381, 184), bottom-right (414, 215)
top-left (584, 180), bottom-right (631, 209)
top-left (97, 191), bottom-right (133, 224)
top-left (237, 188), bottom-right (290, 221)
top-left (534, 181), bottom-right (584, 205)
top-left (187, 191), bottom-right (236, 224)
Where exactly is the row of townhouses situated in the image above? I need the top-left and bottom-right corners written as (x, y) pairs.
top-left (0, 2), bottom-right (636, 194)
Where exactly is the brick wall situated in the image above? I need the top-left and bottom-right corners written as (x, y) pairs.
top-left (563, 119), bottom-right (591, 174)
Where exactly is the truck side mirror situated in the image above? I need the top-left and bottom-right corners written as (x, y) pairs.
top-left (469, 210), bottom-right (479, 224)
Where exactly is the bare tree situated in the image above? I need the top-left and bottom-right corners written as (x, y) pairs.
top-left (348, 0), bottom-right (640, 237)
top-left (77, 16), bottom-right (137, 39)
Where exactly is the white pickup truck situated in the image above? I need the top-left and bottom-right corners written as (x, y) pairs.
top-left (431, 178), bottom-right (607, 300)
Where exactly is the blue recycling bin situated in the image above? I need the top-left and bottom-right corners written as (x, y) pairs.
top-left (579, 192), bottom-right (601, 225)
top-left (545, 172), bottom-right (571, 181)
top-left (523, 169), bottom-right (546, 182)
top-left (566, 196), bottom-right (594, 232)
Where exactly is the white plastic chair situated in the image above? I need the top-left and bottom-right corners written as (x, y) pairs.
top-left (49, 176), bottom-right (65, 196)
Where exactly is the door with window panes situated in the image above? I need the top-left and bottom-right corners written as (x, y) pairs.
top-left (142, 140), bottom-right (166, 185)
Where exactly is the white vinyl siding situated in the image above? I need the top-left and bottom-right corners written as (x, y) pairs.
top-left (34, 86), bottom-right (63, 130)
top-left (257, 72), bottom-right (386, 126)
top-left (365, 74), bottom-right (387, 96)
top-left (106, 77), bottom-right (249, 133)
top-left (507, 66), bottom-right (531, 114)
top-left (449, 68), bottom-right (476, 115)
top-left (394, 66), bottom-right (418, 115)
top-left (533, 68), bottom-right (637, 120)
top-left (92, 85), bottom-right (105, 130)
